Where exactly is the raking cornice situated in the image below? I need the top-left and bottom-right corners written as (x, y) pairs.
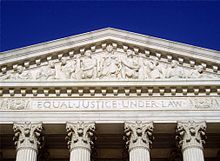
top-left (1, 28), bottom-right (220, 65)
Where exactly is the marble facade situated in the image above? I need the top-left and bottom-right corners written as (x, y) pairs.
top-left (0, 28), bottom-right (220, 161)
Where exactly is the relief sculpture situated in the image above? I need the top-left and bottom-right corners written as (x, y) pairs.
top-left (0, 98), bottom-right (30, 110)
top-left (121, 49), bottom-right (140, 79)
top-left (80, 50), bottom-right (97, 79)
top-left (100, 54), bottom-right (121, 79)
top-left (12, 66), bottom-right (33, 80)
top-left (166, 60), bottom-right (184, 79)
top-left (99, 44), bottom-right (121, 79)
top-left (0, 47), bottom-right (219, 81)
top-left (60, 57), bottom-right (76, 79)
top-left (36, 61), bottom-right (56, 80)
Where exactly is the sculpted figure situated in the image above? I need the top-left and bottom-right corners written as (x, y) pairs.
top-left (11, 66), bottom-right (32, 80)
top-left (100, 55), bottom-right (121, 79)
top-left (190, 65), bottom-right (203, 78)
top-left (138, 55), bottom-right (151, 80)
top-left (99, 45), bottom-right (121, 79)
top-left (60, 57), bottom-right (76, 79)
top-left (36, 61), bottom-right (56, 80)
top-left (80, 50), bottom-right (97, 79)
top-left (166, 60), bottom-right (184, 79)
top-left (148, 57), bottom-right (166, 79)
top-left (0, 72), bottom-right (10, 80)
top-left (187, 65), bottom-right (220, 79)
top-left (72, 54), bottom-right (82, 79)
top-left (148, 58), bottom-right (160, 79)
top-left (121, 49), bottom-right (139, 79)
top-left (186, 65), bottom-right (203, 79)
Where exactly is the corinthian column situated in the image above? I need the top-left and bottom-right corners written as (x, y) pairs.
top-left (66, 121), bottom-right (95, 161)
top-left (13, 122), bottom-right (43, 161)
top-left (176, 121), bottom-right (207, 161)
top-left (124, 121), bottom-right (154, 161)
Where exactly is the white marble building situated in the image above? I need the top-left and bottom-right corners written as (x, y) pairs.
top-left (0, 28), bottom-right (220, 161)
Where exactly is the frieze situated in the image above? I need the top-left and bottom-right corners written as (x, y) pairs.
top-left (1, 44), bottom-right (219, 81)
top-left (0, 97), bottom-right (219, 111)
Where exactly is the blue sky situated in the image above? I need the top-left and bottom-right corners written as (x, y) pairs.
top-left (1, 1), bottom-right (220, 52)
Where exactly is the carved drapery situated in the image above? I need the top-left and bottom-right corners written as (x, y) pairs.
top-left (124, 121), bottom-right (154, 151)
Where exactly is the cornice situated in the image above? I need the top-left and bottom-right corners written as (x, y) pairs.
top-left (1, 79), bottom-right (220, 87)
top-left (0, 80), bottom-right (219, 97)
top-left (1, 28), bottom-right (220, 66)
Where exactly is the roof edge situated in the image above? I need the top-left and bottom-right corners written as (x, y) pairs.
top-left (2, 27), bottom-right (220, 54)
top-left (0, 27), bottom-right (220, 65)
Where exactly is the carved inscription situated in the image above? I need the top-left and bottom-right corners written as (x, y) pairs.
top-left (0, 98), bottom-right (219, 111)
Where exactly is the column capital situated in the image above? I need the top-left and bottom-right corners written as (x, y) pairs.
top-left (176, 121), bottom-right (206, 151)
top-left (66, 121), bottom-right (95, 151)
top-left (124, 121), bottom-right (154, 151)
top-left (13, 122), bottom-right (43, 151)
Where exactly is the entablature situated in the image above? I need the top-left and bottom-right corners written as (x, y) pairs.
top-left (0, 80), bottom-right (219, 97)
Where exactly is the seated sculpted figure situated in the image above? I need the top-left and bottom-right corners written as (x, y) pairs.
top-left (11, 66), bottom-right (32, 80)
top-left (186, 65), bottom-right (203, 79)
top-left (36, 61), bottom-right (56, 80)
top-left (187, 65), bottom-right (220, 79)
top-left (121, 49), bottom-right (139, 79)
top-left (60, 57), bottom-right (76, 79)
top-left (80, 50), bottom-right (97, 79)
top-left (148, 58), bottom-right (165, 79)
top-left (100, 54), bottom-right (121, 79)
top-left (0, 72), bottom-right (11, 80)
top-left (166, 60), bottom-right (184, 79)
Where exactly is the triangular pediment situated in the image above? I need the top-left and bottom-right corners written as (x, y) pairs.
top-left (0, 28), bottom-right (220, 82)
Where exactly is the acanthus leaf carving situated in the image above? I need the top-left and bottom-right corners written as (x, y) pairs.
top-left (65, 121), bottom-right (95, 151)
top-left (124, 121), bottom-right (154, 151)
top-left (13, 122), bottom-right (44, 151)
top-left (176, 121), bottom-right (206, 151)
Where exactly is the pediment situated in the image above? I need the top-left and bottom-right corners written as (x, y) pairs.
top-left (0, 28), bottom-right (220, 82)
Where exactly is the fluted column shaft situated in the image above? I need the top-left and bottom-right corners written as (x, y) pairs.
top-left (16, 148), bottom-right (37, 161)
top-left (124, 121), bottom-right (154, 161)
top-left (66, 122), bottom-right (95, 161)
top-left (176, 121), bottom-right (206, 161)
top-left (70, 147), bottom-right (90, 161)
top-left (183, 147), bottom-right (204, 161)
top-left (129, 146), bottom-right (150, 161)
top-left (13, 122), bottom-right (43, 161)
